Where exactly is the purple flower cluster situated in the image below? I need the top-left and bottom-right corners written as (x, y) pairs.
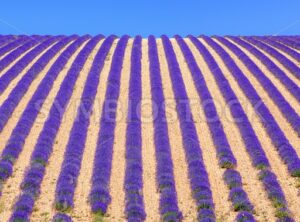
top-left (229, 37), bottom-right (300, 103)
top-left (8, 35), bottom-right (101, 221)
top-left (161, 35), bottom-right (215, 222)
top-left (148, 35), bottom-right (182, 221)
top-left (52, 213), bottom-right (72, 222)
top-left (258, 170), bottom-right (294, 222)
top-left (244, 37), bottom-right (300, 80)
top-left (205, 36), bottom-right (300, 177)
top-left (235, 211), bottom-right (255, 222)
top-left (190, 36), bottom-right (293, 221)
top-left (175, 35), bottom-right (254, 221)
top-left (224, 170), bottom-right (253, 213)
top-left (89, 35), bottom-right (129, 216)
top-left (0, 36), bottom-right (82, 192)
top-left (0, 36), bottom-right (70, 134)
top-left (9, 194), bottom-right (35, 222)
top-left (0, 36), bottom-right (49, 72)
top-left (54, 35), bottom-right (116, 214)
top-left (217, 37), bottom-right (300, 137)
top-left (256, 37), bottom-right (300, 62)
top-left (124, 36), bottom-right (146, 221)
top-left (0, 36), bottom-right (29, 57)
top-left (0, 36), bottom-right (62, 94)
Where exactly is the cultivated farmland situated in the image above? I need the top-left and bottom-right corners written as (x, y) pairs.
top-left (0, 35), bottom-right (299, 222)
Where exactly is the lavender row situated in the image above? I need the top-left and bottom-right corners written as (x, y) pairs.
top-left (0, 36), bottom-right (30, 57)
top-left (161, 36), bottom-right (215, 222)
top-left (0, 36), bottom-right (62, 94)
top-left (148, 36), bottom-right (182, 221)
top-left (0, 35), bottom-right (18, 48)
top-left (244, 37), bottom-right (300, 80)
top-left (89, 36), bottom-right (129, 217)
top-left (175, 36), bottom-right (254, 221)
top-left (255, 37), bottom-right (300, 62)
top-left (216, 37), bottom-right (300, 141)
top-left (229, 37), bottom-right (300, 103)
top-left (290, 35), bottom-right (300, 43)
top-left (0, 36), bottom-right (71, 134)
top-left (0, 36), bottom-right (48, 72)
top-left (10, 35), bottom-right (106, 222)
top-left (124, 36), bottom-right (146, 222)
top-left (53, 35), bottom-right (113, 215)
top-left (0, 36), bottom-right (10, 47)
top-left (206, 36), bottom-right (300, 177)
top-left (224, 170), bottom-right (254, 220)
top-left (258, 169), bottom-right (294, 221)
top-left (190, 36), bottom-right (293, 221)
top-left (0, 36), bottom-right (82, 192)
top-left (274, 37), bottom-right (300, 51)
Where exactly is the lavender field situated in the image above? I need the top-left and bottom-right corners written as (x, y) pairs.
top-left (0, 35), bottom-right (299, 222)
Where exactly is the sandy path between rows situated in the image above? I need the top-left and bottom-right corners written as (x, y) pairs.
top-left (0, 42), bottom-right (58, 106)
top-left (0, 40), bottom-right (78, 221)
top-left (225, 39), bottom-right (300, 116)
top-left (202, 39), bottom-right (300, 221)
top-left (0, 41), bottom-right (68, 157)
top-left (157, 39), bottom-right (198, 221)
top-left (242, 39), bottom-right (300, 87)
top-left (29, 39), bottom-right (92, 221)
top-left (215, 39), bottom-right (300, 157)
top-left (0, 42), bottom-right (42, 78)
top-left (141, 39), bottom-right (160, 221)
top-left (71, 40), bottom-right (117, 222)
top-left (171, 39), bottom-right (236, 221)
top-left (103, 39), bottom-right (132, 222)
top-left (186, 38), bottom-right (276, 222)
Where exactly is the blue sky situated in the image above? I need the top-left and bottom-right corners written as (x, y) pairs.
top-left (1, 1), bottom-right (300, 37)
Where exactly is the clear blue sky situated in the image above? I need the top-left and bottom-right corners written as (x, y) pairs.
top-left (1, 1), bottom-right (300, 37)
